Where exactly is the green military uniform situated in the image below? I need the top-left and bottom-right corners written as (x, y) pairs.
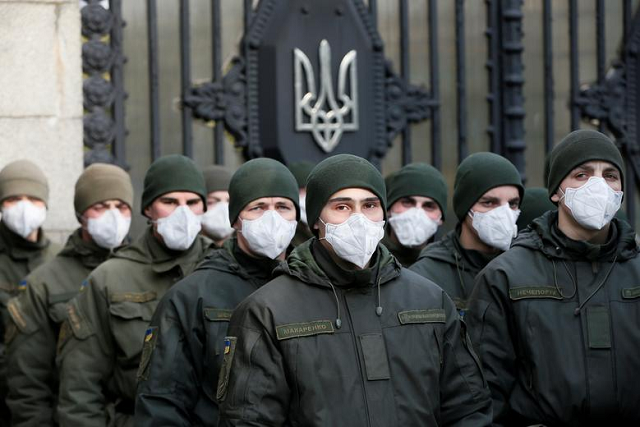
top-left (5, 162), bottom-right (134, 427)
top-left (135, 239), bottom-right (279, 426)
top-left (5, 229), bottom-right (110, 427)
top-left (219, 154), bottom-right (491, 426)
top-left (135, 157), bottom-right (300, 426)
top-left (218, 239), bottom-right (492, 426)
top-left (409, 153), bottom-right (523, 311)
top-left (516, 187), bottom-right (556, 231)
top-left (410, 227), bottom-right (495, 313)
top-left (383, 162), bottom-right (448, 267)
top-left (56, 227), bottom-right (213, 426)
top-left (468, 211), bottom-right (640, 425)
top-left (0, 159), bottom-right (59, 427)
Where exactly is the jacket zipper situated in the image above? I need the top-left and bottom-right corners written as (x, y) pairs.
top-left (342, 290), bottom-right (373, 427)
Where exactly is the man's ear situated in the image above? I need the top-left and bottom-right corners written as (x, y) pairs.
top-left (232, 217), bottom-right (241, 231)
top-left (550, 191), bottom-right (561, 203)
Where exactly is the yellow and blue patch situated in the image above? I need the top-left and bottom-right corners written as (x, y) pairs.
top-left (145, 327), bottom-right (155, 343)
top-left (17, 280), bottom-right (27, 291)
top-left (79, 280), bottom-right (88, 292)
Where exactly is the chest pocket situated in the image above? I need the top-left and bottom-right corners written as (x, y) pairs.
top-left (109, 291), bottom-right (158, 360)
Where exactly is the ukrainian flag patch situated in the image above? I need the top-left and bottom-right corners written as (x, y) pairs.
top-left (17, 280), bottom-right (27, 291)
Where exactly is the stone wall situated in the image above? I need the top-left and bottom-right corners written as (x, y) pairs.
top-left (0, 0), bottom-right (83, 244)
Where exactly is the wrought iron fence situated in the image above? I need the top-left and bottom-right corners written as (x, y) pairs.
top-left (81, 0), bottom-right (640, 226)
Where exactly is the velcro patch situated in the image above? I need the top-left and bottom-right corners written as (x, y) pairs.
top-left (7, 299), bottom-right (28, 331)
top-left (509, 286), bottom-right (562, 300)
top-left (276, 320), bottom-right (335, 340)
top-left (204, 308), bottom-right (233, 322)
top-left (109, 291), bottom-right (157, 303)
top-left (137, 326), bottom-right (159, 381)
top-left (66, 303), bottom-right (93, 339)
top-left (398, 309), bottom-right (446, 324)
top-left (622, 287), bottom-right (640, 299)
top-left (216, 336), bottom-right (237, 401)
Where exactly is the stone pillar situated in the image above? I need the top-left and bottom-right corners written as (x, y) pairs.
top-left (0, 0), bottom-right (83, 244)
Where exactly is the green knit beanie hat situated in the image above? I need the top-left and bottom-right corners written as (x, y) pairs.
top-left (141, 155), bottom-right (206, 215)
top-left (516, 187), bottom-right (556, 231)
top-left (75, 164), bottom-right (134, 215)
top-left (0, 160), bottom-right (49, 205)
top-left (547, 129), bottom-right (624, 198)
top-left (228, 158), bottom-right (300, 224)
top-left (203, 165), bottom-right (233, 193)
top-left (385, 162), bottom-right (448, 220)
top-left (306, 154), bottom-right (387, 233)
top-left (288, 161), bottom-right (316, 188)
top-left (453, 152), bottom-right (524, 221)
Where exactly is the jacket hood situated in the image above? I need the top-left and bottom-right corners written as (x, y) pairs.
top-left (276, 238), bottom-right (401, 288)
top-left (416, 228), bottom-right (493, 273)
top-left (514, 210), bottom-right (638, 262)
top-left (194, 238), bottom-right (275, 284)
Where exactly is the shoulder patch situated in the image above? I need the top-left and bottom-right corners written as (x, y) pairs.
top-left (216, 336), bottom-right (237, 402)
top-left (109, 291), bottom-right (157, 303)
top-left (137, 327), bottom-right (159, 382)
top-left (79, 280), bottom-right (89, 292)
top-left (204, 307), bottom-right (233, 322)
top-left (398, 309), bottom-right (446, 324)
top-left (7, 298), bottom-right (38, 334)
top-left (509, 286), bottom-right (563, 300)
top-left (622, 286), bottom-right (640, 299)
top-left (17, 280), bottom-right (27, 291)
top-left (276, 320), bottom-right (335, 341)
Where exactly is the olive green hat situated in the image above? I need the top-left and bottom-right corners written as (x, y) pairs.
top-left (516, 187), bottom-right (556, 231)
top-left (75, 164), bottom-right (134, 215)
top-left (0, 160), bottom-right (49, 205)
top-left (385, 162), bottom-right (448, 220)
top-left (141, 155), bottom-right (207, 215)
top-left (453, 152), bottom-right (524, 221)
top-left (228, 158), bottom-right (300, 224)
top-left (288, 161), bottom-right (316, 189)
top-left (547, 129), bottom-right (625, 198)
top-left (306, 154), bottom-right (387, 233)
top-left (203, 165), bottom-right (233, 193)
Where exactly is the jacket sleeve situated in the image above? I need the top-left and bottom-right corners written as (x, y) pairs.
top-left (438, 291), bottom-right (493, 427)
top-left (218, 300), bottom-right (290, 427)
top-left (56, 276), bottom-right (114, 427)
top-left (466, 266), bottom-right (516, 427)
top-left (5, 280), bottom-right (57, 427)
top-left (135, 293), bottom-right (201, 426)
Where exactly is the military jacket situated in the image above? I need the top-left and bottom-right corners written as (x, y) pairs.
top-left (410, 228), bottom-right (495, 312)
top-left (56, 226), bottom-right (213, 427)
top-left (467, 211), bottom-right (640, 426)
top-left (135, 238), bottom-right (278, 426)
top-left (5, 228), bottom-right (111, 427)
top-left (218, 239), bottom-right (492, 427)
top-left (0, 222), bottom-right (59, 427)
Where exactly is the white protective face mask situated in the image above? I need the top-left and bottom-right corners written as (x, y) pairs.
top-left (155, 205), bottom-right (202, 251)
top-left (299, 195), bottom-right (308, 225)
top-left (388, 207), bottom-right (439, 247)
top-left (87, 208), bottom-right (131, 249)
top-left (201, 201), bottom-right (234, 240)
top-left (470, 203), bottom-right (520, 252)
top-left (2, 200), bottom-right (47, 239)
top-left (560, 176), bottom-right (623, 230)
top-left (240, 210), bottom-right (297, 259)
top-left (321, 213), bottom-right (385, 269)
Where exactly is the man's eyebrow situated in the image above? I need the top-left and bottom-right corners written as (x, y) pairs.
top-left (159, 197), bottom-right (178, 202)
top-left (327, 197), bottom-right (353, 203)
top-left (478, 196), bottom-right (499, 203)
top-left (509, 197), bottom-right (521, 204)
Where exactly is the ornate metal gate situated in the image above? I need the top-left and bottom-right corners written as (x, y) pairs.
top-left (80, 0), bottom-right (640, 225)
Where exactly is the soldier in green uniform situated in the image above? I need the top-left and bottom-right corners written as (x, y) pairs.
top-left (382, 162), bottom-right (448, 267)
top-left (200, 165), bottom-right (235, 247)
top-left (410, 153), bottom-right (523, 313)
top-left (0, 159), bottom-right (60, 426)
top-left (135, 158), bottom-right (299, 426)
top-left (57, 155), bottom-right (215, 427)
top-left (468, 130), bottom-right (640, 426)
top-left (218, 154), bottom-right (492, 427)
top-left (5, 163), bottom-right (134, 427)
top-left (288, 161), bottom-right (315, 247)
